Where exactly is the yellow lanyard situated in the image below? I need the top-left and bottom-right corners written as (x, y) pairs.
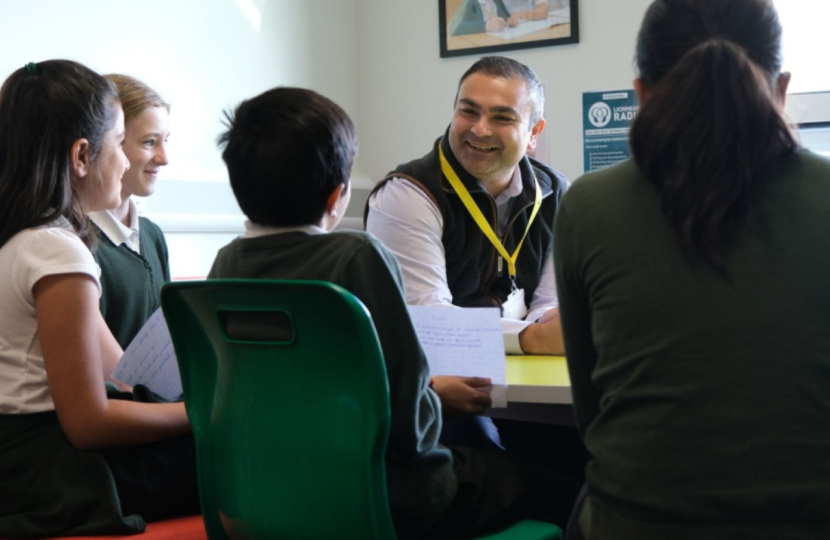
top-left (439, 144), bottom-right (542, 289)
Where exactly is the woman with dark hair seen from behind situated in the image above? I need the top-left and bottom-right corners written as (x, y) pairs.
top-left (0, 60), bottom-right (198, 538)
top-left (555, 0), bottom-right (830, 539)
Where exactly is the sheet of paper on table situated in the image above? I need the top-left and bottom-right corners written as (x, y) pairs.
top-left (489, 8), bottom-right (571, 40)
top-left (112, 308), bottom-right (181, 401)
top-left (407, 305), bottom-right (507, 408)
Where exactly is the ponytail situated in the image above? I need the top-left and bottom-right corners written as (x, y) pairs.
top-left (630, 39), bottom-right (796, 270)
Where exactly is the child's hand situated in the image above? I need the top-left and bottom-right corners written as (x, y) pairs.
top-left (431, 375), bottom-right (492, 418)
top-left (486, 17), bottom-right (507, 32)
top-left (507, 14), bottom-right (522, 26)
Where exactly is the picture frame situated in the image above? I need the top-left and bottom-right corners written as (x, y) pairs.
top-left (439, 0), bottom-right (579, 58)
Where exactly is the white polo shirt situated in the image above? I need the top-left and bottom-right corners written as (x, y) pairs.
top-left (0, 218), bottom-right (100, 414)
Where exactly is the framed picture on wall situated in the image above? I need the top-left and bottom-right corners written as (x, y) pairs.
top-left (439, 0), bottom-right (579, 58)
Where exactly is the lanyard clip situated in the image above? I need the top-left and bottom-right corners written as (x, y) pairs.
top-left (510, 275), bottom-right (518, 293)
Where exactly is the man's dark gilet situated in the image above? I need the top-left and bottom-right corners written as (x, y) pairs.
top-left (367, 136), bottom-right (567, 310)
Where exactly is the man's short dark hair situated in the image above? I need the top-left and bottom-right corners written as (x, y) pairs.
top-left (218, 87), bottom-right (358, 227)
top-left (456, 56), bottom-right (544, 127)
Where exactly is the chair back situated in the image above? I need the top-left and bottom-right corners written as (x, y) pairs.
top-left (161, 279), bottom-right (396, 540)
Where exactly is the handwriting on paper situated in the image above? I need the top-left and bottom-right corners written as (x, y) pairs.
top-left (112, 308), bottom-right (182, 400)
top-left (407, 306), bottom-right (507, 407)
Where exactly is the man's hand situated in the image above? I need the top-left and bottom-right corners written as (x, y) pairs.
top-left (432, 375), bottom-right (492, 418)
top-left (486, 16), bottom-right (507, 32)
top-left (519, 307), bottom-right (565, 355)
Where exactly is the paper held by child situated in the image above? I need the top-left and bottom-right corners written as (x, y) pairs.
top-left (112, 309), bottom-right (182, 400)
top-left (115, 304), bottom-right (509, 406)
top-left (407, 305), bottom-right (507, 407)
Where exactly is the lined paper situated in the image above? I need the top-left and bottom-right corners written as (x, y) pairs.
top-left (112, 309), bottom-right (181, 400)
top-left (408, 306), bottom-right (507, 407)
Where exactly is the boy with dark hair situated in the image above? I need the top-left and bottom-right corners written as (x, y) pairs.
top-left (210, 87), bottom-right (566, 539)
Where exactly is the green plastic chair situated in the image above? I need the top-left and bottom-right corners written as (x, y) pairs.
top-left (161, 279), bottom-right (562, 540)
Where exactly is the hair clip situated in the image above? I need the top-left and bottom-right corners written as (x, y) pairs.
top-left (24, 62), bottom-right (39, 75)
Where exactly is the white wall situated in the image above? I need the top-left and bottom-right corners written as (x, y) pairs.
top-left (353, 0), bottom-right (830, 184)
top-left (5, 0), bottom-right (830, 277)
top-left (775, 0), bottom-right (830, 95)
top-left (355, 0), bottom-right (654, 184)
top-left (0, 0), bottom-right (360, 278)
top-left (0, 0), bottom-right (359, 186)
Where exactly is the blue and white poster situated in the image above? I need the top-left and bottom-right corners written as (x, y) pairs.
top-left (582, 90), bottom-right (639, 173)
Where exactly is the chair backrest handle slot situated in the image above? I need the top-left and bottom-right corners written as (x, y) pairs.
top-left (219, 309), bottom-right (295, 344)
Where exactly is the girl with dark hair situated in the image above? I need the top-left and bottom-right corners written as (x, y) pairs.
top-left (0, 60), bottom-right (197, 538)
top-left (554, 0), bottom-right (830, 538)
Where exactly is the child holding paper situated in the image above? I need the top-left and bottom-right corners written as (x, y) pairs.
top-left (209, 86), bottom-right (572, 539)
top-left (0, 60), bottom-right (197, 538)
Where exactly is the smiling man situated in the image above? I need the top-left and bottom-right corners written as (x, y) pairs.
top-left (366, 55), bottom-right (582, 510)
top-left (366, 56), bottom-right (568, 434)
top-left (366, 56), bottom-right (567, 361)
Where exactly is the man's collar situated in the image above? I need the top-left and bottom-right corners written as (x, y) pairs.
top-left (438, 129), bottom-right (556, 207)
top-left (493, 167), bottom-right (523, 205)
top-left (438, 129), bottom-right (525, 200)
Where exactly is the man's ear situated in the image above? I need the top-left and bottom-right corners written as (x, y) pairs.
top-left (527, 117), bottom-right (546, 152)
top-left (324, 183), bottom-right (346, 217)
top-left (70, 138), bottom-right (91, 179)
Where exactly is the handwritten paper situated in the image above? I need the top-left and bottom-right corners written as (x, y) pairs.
top-left (112, 309), bottom-right (182, 400)
top-left (407, 306), bottom-right (507, 407)
top-left (489, 8), bottom-right (571, 41)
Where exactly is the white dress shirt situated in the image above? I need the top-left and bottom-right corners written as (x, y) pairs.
top-left (88, 199), bottom-right (141, 254)
top-left (366, 167), bottom-right (558, 354)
